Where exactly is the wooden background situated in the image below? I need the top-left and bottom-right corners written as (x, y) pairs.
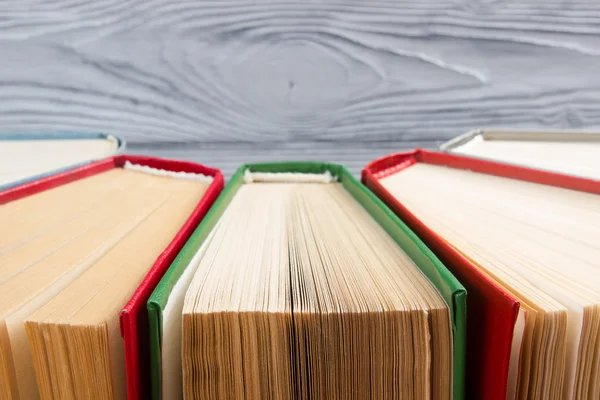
top-left (1, 0), bottom-right (600, 176)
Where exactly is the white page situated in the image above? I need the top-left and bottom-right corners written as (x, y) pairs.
top-left (161, 227), bottom-right (218, 400)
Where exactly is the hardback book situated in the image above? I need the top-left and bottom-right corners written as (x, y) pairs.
top-left (147, 162), bottom-right (466, 400)
top-left (0, 132), bottom-right (124, 191)
top-left (0, 155), bottom-right (223, 400)
top-left (440, 128), bottom-right (600, 180)
top-left (363, 149), bottom-right (600, 400)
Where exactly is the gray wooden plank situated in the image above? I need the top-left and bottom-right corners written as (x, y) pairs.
top-left (0, 1), bottom-right (599, 144)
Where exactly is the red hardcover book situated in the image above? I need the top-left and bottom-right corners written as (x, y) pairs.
top-left (362, 149), bottom-right (600, 399)
top-left (0, 154), bottom-right (223, 400)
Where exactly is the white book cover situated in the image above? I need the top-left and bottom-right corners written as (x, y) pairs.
top-left (441, 129), bottom-right (600, 180)
top-left (0, 133), bottom-right (124, 190)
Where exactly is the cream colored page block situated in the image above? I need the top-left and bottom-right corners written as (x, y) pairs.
top-left (0, 170), bottom-right (149, 399)
top-left (379, 163), bottom-right (600, 400)
top-left (24, 178), bottom-right (207, 400)
top-left (182, 184), bottom-right (291, 399)
top-left (400, 168), bottom-right (591, 397)
top-left (55, 179), bottom-right (207, 324)
top-left (1, 189), bottom-right (169, 399)
top-left (302, 185), bottom-right (449, 398)
top-left (182, 181), bottom-right (451, 400)
top-left (0, 207), bottom-right (109, 284)
top-left (0, 171), bottom-right (162, 284)
top-left (0, 168), bottom-right (208, 399)
top-left (0, 138), bottom-right (118, 186)
top-left (405, 197), bottom-right (574, 399)
top-left (0, 169), bottom-right (139, 253)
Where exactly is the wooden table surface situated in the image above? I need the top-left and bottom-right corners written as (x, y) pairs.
top-left (1, 1), bottom-right (599, 176)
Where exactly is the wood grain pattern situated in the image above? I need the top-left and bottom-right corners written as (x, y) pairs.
top-left (1, 1), bottom-right (599, 148)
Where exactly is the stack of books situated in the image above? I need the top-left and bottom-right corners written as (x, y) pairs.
top-left (0, 130), bottom-right (598, 399)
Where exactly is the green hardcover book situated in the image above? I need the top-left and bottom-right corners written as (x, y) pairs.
top-left (147, 162), bottom-right (466, 399)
